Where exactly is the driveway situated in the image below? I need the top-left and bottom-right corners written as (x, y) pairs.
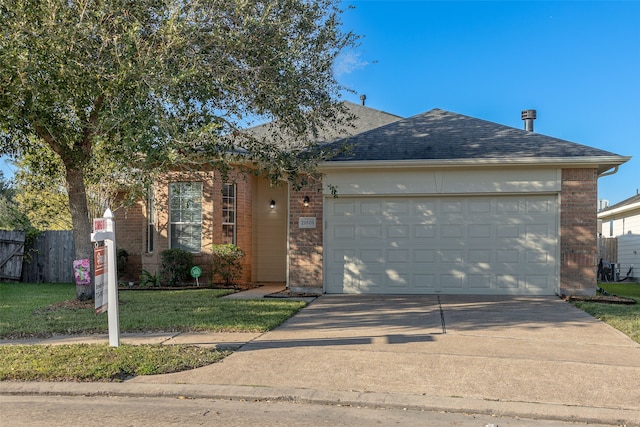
top-left (132, 295), bottom-right (640, 411)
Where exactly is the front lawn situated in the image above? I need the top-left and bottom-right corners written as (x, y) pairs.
top-left (0, 283), bottom-right (307, 339)
top-left (0, 282), bottom-right (307, 382)
top-left (572, 282), bottom-right (640, 344)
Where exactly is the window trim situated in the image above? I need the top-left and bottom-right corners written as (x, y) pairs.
top-left (222, 183), bottom-right (237, 245)
top-left (169, 181), bottom-right (203, 253)
top-left (146, 189), bottom-right (154, 253)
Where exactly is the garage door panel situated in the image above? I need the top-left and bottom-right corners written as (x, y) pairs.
top-left (525, 275), bottom-right (551, 291)
top-left (469, 250), bottom-right (491, 263)
top-left (440, 249), bottom-right (464, 263)
top-left (387, 225), bottom-right (409, 238)
top-left (387, 249), bottom-right (410, 263)
top-left (360, 225), bottom-right (382, 238)
top-left (441, 224), bottom-right (464, 238)
top-left (469, 224), bottom-right (492, 238)
top-left (360, 201), bottom-right (382, 215)
top-left (469, 274), bottom-right (492, 289)
top-left (526, 250), bottom-right (550, 264)
top-left (414, 225), bottom-right (436, 238)
top-left (470, 199), bottom-right (492, 213)
top-left (498, 225), bottom-right (520, 238)
top-left (333, 225), bottom-right (355, 239)
top-left (414, 249), bottom-right (436, 263)
top-left (333, 201), bottom-right (356, 216)
top-left (325, 195), bottom-right (558, 295)
top-left (414, 274), bottom-right (436, 288)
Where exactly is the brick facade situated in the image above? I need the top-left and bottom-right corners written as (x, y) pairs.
top-left (288, 182), bottom-right (324, 293)
top-left (115, 168), bottom-right (253, 285)
top-left (116, 166), bottom-right (601, 296)
top-left (560, 168), bottom-right (598, 295)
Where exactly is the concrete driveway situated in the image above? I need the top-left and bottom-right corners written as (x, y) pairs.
top-left (132, 295), bottom-right (640, 412)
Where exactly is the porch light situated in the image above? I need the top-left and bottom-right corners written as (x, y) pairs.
top-left (303, 195), bottom-right (310, 207)
top-left (270, 199), bottom-right (276, 209)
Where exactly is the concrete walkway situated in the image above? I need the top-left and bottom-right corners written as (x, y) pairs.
top-left (2, 293), bottom-right (640, 425)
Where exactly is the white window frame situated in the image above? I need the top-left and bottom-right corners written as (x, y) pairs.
top-left (147, 189), bottom-right (154, 253)
top-left (169, 182), bottom-right (203, 253)
top-left (222, 183), bottom-right (236, 245)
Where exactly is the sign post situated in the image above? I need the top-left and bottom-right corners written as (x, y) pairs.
top-left (91, 208), bottom-right (120, 347)
top-left (190, 266), bottom-right (202, 287)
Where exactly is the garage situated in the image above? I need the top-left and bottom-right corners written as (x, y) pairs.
top-left (285, 107), bottom-right (629, 296)
top-left (324, 194), bottom-right (559, 295)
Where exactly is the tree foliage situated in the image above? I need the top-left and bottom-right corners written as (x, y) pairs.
top-left (0, 0), bottom-right (356, 299)
top-left (12, 150), bottom-right (73, 230)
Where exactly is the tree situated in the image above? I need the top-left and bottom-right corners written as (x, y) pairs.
top-left (0, 170), bottom-right (28, 230)
top-left (0, 0), bottom-right (357, 299)
top-left (13, 150), bottom-right (73, 230)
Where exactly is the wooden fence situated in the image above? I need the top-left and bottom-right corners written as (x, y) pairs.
top-left (0, 230), bottom-right (26, 281)
top-left (598, 236), bottom-right (617, 264)
top-left (21, 230), bottom-right (75, 283)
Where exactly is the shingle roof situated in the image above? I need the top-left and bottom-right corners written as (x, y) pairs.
top-left (245, 101), bottom-right (402, 144)
top-left (325, 108), bottom-right (622, 162)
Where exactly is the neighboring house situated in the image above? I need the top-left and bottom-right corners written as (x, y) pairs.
top-left (597, 193), bottom-right (640, 280)
top-left (115, 105), bottom-right (630, 296)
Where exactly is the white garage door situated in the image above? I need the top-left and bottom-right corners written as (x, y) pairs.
top-left (325, 195), bottom-right (558, 295)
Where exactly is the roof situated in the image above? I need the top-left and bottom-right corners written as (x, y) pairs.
top-left (245, 101), bottom-right (402, 145)
top-left (598, 193), bottom-right (640, 218)
top-left (323, 108), bottom-right (629, 172)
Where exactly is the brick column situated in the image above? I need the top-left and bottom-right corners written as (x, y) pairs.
top-left (288, 183), bottom-right (323, 294)
top-left (560, 168), bottom-right (598, 295)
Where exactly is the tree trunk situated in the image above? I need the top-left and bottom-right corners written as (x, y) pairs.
top-left (65, 166), bottom-right (94, 300)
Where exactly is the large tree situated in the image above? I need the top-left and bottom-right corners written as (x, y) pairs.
top-left (0, 0), bottom-right (356, 299)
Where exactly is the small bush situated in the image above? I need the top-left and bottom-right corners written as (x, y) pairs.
top-left (139, 269), bottom-right (161, 287)
top-left (116, 249), bottom-right (129, 279)
top-left (160, 249), bottom-right (194, 286)
top-left (212, 244), bottom-right (245, 286)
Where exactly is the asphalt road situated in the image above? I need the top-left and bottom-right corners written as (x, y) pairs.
top-left (1, 394), bottom-right (614, 427)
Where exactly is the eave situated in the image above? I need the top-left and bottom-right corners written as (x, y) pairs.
top-left (319, 155), bottom-right (631, 174)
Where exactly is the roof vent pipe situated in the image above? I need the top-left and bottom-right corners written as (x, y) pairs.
top-left (360, 94), bottom-right (366, 106)
top-left (521, 109), bottom-right (536, 132)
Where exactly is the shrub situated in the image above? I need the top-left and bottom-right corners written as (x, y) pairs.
top-left (211, 244), bottom-right (245, 286)
top-left (139, 269), bottom-right (161, 287)
top-left (160, 249), bottom-right (194, 287)
top-left (117, 248), bottom-right (129, 279)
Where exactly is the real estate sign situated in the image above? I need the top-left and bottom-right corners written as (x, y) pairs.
top-left (94, 245), bottom-right (107, 314)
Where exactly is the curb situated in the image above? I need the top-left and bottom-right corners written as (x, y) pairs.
top-left (1, 382), bottom-right (638, 426)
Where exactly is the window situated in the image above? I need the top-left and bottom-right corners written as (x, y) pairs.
top-left (169, 182), bottom-right (202, 253)
top-left (147, 189), bottom-right (154, 253)
top-left (222, 183), bottom-right (236, 244)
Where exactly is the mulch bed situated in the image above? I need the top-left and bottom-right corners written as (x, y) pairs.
top-left (563, 294), bottom-right (637, 305)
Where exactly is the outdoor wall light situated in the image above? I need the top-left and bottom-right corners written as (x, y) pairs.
top-left (303, 195), bottom-right (310, 207)
top-left (270, 199), bottom-right (276, 209)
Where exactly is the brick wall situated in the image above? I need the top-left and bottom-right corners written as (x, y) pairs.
top-left (560, 168), bottom-right (598, 295)
top-left (113, 196), bottom-right (145, 281)
top-left (116, 168), bottom-right (253, 285)
top-left (288, 182), bottom-right (323, 293)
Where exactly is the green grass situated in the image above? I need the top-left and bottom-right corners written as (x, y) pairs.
top-left (0, 283), bottom-right (307, 339)
top-left (0, 283), bottom-right (308, 382)
top-left (572, 282), bottom-right (640, 344)
top-left (0, 344), bottom-right (230, 382)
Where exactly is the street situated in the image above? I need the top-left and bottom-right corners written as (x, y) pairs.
top-left (1, 394), bottom-right (614, 427)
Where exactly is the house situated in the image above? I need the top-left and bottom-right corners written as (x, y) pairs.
top-left (114, 104), bottom-right (630, 296)
top-left (597, 193), bottom-right (640, 280)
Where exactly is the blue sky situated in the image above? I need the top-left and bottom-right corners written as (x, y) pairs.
top-left (335, 0), bottom-right (639, 206)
